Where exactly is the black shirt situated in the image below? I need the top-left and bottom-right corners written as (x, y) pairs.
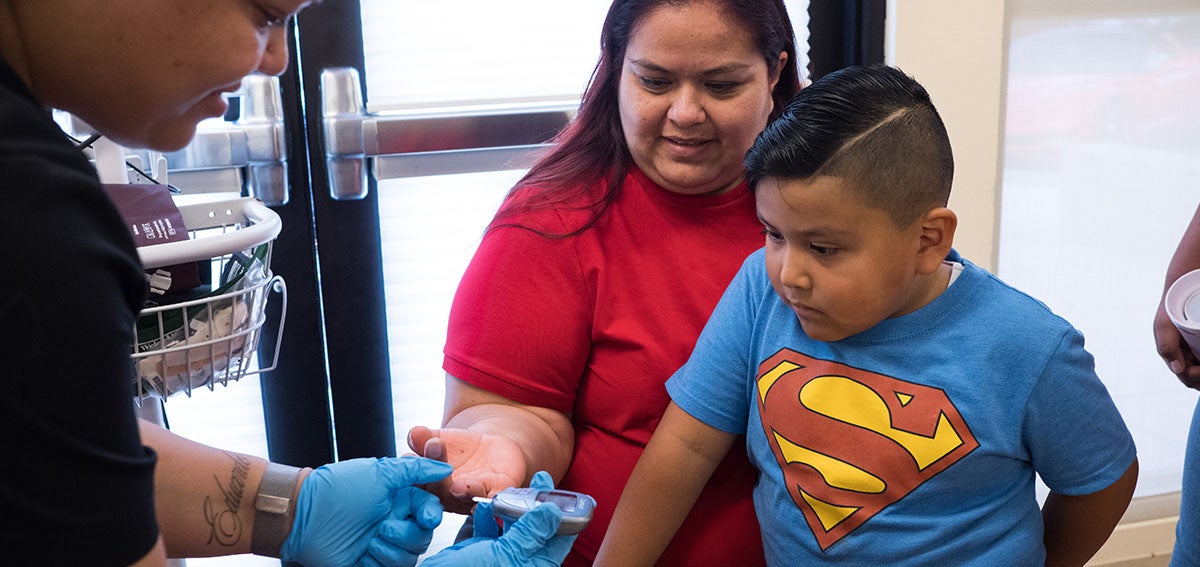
top-left (0, 56), bottom-right (159, 566)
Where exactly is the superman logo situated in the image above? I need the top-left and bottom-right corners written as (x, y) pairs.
top-left (756, 349), bottom-right (978, 550)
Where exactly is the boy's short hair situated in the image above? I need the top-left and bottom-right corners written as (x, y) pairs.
top-left (745, 65), bottom-right (954, 227)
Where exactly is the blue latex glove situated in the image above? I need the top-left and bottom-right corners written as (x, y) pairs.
top-left (280, 456), bottom-right (453, 567)
top-left (421, 471), bottom-right (577, 567)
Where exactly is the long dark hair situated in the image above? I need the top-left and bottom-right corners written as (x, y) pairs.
top-left (492, 0), bottom-right (803, 236)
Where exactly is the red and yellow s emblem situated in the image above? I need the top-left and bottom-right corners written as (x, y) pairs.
top-left (756, 349), bottom-right (978, 550)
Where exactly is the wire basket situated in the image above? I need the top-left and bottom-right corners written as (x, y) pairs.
top-left (131, 196), bottom-right (287, 400)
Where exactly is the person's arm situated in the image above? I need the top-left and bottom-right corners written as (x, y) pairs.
top-left (408, 375), bottom-right (576, 513)
top-left (137, 419), bottom-right (293, 557)
top-left (140, 419), bottom-right (453, 566)
top-left (593, 402), bottom-right (737, 567)
top-left (1155, 203), bottom-right (1200, 388)
top-left (1042, 458), bottom-right (1139, 567)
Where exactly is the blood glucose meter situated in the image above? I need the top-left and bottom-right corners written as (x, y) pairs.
top-left (474, 487), bottom-right (597, 535)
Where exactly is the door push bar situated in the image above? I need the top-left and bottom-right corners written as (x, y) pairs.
top-left (319, 67), bottom-right (575, 201)
top-left (163, 75), bottom-right (290, 205)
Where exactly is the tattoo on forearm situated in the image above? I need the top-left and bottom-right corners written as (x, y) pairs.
top-left (204, 452), bottom-right (252, 546)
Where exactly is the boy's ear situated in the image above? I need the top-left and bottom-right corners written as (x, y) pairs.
top-left (915, 207), bottom-right (957, 275)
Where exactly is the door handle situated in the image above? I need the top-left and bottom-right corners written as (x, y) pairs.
top-left (319, 67), bottom-right (575, 201)
top-left (163, 75), bottom-right (290, 205)
top-left (64, 75), bottom-right (290, 205)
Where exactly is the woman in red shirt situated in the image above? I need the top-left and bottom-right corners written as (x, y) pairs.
top-left (408, 1), bottom-right (804, 564)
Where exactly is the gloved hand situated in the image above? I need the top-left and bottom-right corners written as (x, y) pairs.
top-left (280, 456), bottom-right (453, 567)
top-left (421, 471), bottom-right (576, 567)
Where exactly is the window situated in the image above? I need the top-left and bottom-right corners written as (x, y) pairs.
top-left (359, 1), bottom-right (811, 556)
top-left (1000, 3), bottom-right (1200, 498)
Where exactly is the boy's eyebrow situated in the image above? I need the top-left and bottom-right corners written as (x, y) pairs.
top-left (757, 212), bottom-right (855, 240)
top-left (628, 59), bottom-right (755, 78)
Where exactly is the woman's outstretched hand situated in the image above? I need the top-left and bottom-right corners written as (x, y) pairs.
top-left (407, 425), bottom-right (528, 514)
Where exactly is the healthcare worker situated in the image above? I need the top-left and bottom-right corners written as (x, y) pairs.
top-left (0, 1), bottom-right (571, 565)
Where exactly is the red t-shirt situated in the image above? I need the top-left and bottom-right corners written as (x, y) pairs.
top-left (444, 168), bottom-right (767, 566)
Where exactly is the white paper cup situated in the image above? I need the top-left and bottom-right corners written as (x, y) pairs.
top-left (1164, 268), bottom-right (1200, 355)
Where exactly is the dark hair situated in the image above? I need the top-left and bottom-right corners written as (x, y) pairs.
top-left (745, 64), bottom-right (954, 227)
top-left (492, 0), bottom-right (802, 235)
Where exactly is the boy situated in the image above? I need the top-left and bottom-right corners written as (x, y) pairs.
top-left (594, 65), bottom-right (1138, 566)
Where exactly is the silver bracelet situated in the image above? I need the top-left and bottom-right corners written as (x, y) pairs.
top-left (251, 463), bottom-right (304, 558)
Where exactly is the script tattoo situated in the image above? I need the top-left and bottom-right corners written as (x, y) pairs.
top-left (204, 452), bottom-right (251, 546)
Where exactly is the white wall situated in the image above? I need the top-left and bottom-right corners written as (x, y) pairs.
top-left (886, 2), bottom-right (1182, 563)
top-left (886, 2), bottom-right (1008, 272)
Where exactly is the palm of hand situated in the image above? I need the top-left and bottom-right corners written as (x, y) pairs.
top-left (436, 430), bottom-right (527, 510)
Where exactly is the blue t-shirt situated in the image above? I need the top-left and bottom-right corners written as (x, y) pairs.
top-left (667, 248), bottom-right (1136, 565)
